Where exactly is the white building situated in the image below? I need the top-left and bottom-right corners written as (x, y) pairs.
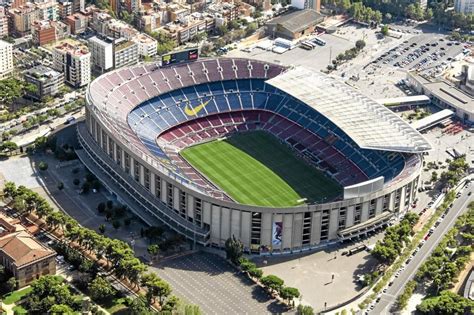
top-left (291, 0), bottom-right (320, 11)
top-left (0, 40), bottom-right (13, 79)
top-left (455, 0), bottom-right (474, 13)
top-left (114, 38), bottom-right (139, 69)
top-left (89, 36), bottom-right (114, 73)
top-left (52, 42), bottom-right (91, 87)
top-left (131, 33), bottom-right (157, 58)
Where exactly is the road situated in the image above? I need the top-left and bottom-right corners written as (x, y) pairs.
top-left (370, 183), bottom-right (473, 314)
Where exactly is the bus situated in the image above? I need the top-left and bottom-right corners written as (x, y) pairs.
top-left (313, 37), bottom-right (326, 46)
top-left (300, 41), bottom-right (316, 50)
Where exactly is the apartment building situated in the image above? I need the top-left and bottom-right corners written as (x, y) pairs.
top-left (24, 65), bottom-right (64, 100)
top-left (0, 7), bottom-right (9, 38)
top-left (131, 33), bottom-right (157, 57)
top-left (0, 40), bottom-right (13, 79)
top-left (8, 4), bottom-right (39, 36)
top-left (88, 35), bottom-right (114, 73)
top-left (32, 20), bottom-right (56, 45)
top-left (52, 42), bottom-right (91, 87)
top-left (113, 38), bottom-right (138, 69)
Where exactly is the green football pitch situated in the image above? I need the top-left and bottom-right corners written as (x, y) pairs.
top-left (180, 131), bottom-right (342, 207)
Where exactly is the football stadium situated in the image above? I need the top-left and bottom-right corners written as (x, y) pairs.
top-left (77, 58), bottom-right (432, 253)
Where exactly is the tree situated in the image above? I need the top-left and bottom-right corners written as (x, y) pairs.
top-left (261, 275), bottom-right (284, 294)
top-left (112, 219), bottom-right (121, 230)
top-left (150, 31), bottom-right (176, 55)
top-left (57, 182), bottom-right (64, 190)
top-left (99, 224), bottom-right (106, 234)
top-left (224, 235), bottom-right (243, 264)
top-left (280, 287), bottom-right (300, 304)
top-left (38, 161), bottom-right (48, 171)
top-left (88, 276), bottom-right (116, 302)
top-left (381, 25), bottom-right (389, 36)
top-left (355, 40), bottom-right (366, 50)
top-left (431, 171), bottom-right (438, 182)
top-left (73, 178), bottom-right (80, 186)
top-left (6, 277), bottom-right (17, 292)
top-left (248, 267), bottom-right (263, 279)
top-left (417, 290), bottom-right (474, 314)
top-left (128, 295), bottom-right (153, 315)
top-left (297, 304), bottom-right (314, 315)
top-left (106, 200), bottom-right (114, 209)
top-left (24, 275), bottom-right (74, 314)
top-left (147, 244), bottom-right (159, 261)
top-left (97, 202), bottom-right (106, 214)
top-left (49, 304), bottom-right (74, 314)
top-left (141, 272), bottom-right (172, 304)
top-left (0, 141), bottom-right (18, 152)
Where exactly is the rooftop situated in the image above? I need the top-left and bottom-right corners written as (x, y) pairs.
top-left (24, 65), bottom-right (62, 81)
top-left (115, 39), bottom-right (136, 51)
top-left (267, 67), bottom-right (432, 153)
top-left (54, 42), bottom-right (89, 56)
top-left (423, 79), bottom-right (474, 115)
top-left (0, 214), bottom-right (55, 268)
top-left (267, 9), bottom-right (324, 33)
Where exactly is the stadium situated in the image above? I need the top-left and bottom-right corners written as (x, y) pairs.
top-left (77, 57), bottom-right (432, 253)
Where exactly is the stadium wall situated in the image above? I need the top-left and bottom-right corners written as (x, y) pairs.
top-left (79, 100), bottom-right (422, 254)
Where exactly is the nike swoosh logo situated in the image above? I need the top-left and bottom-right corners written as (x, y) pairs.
top-left (184, 99), bottom-right (211, 116)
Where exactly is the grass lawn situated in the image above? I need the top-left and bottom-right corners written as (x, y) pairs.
top-left (2, 287), bottom-right (32, 305)
top-left (105, 297), bottom-right (128, 314)
top-left (180, 131), bottom-right (342, 207)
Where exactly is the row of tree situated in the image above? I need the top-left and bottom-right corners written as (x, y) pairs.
top-left (439, 156), bottom-right (469, 187)
top-left (225, 236), bottom-right (302, 308)
top-left (371, 212), bottom-right (419, 264)
top-left (2, 182), bottom-right (178, 312)
top-left (415, 202), bottom-right (474, 295)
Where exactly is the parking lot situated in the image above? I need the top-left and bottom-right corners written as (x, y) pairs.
top-left (153, 251), bottom-right (286, 314)
top-left (365, 34), bottom-right (466, 76)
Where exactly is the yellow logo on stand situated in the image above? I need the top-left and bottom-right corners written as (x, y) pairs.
top-left (184, 100), bottom-right (211, 116)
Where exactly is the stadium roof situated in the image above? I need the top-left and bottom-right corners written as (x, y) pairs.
top-left (267, 67), bottom-right (432, 153)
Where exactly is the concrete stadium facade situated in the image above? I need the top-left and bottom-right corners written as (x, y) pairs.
top-left (77, 58), bottom-right (427, 254)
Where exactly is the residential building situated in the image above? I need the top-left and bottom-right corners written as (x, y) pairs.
top-left (455, 0), bottom-right (474, 13)
top-left (163, 14), bottom-right (214, 44)
top-left (52, 42), bottom-right (91, 87)
top-left (0, 214), bottom-right (56, 289)
top-left (57, 0), bottom-right (73, 20)
top-left (65, 12), bottom-right (87, 34)
top-left (131, 33), bottom-right (157, 57)
top-left (109, 0), bottom-right (119, 14)
top-left (242, 0), bottom-right (271, 11)
top-left (90, 10), bottom-right (112, 34)
top-left (0, 40), bottom-right (13, 79)
top-left (88, 35), bottom-right (114, 73)
top-left (0, 7), bottom-right (9, 38)
top-left (207, 2), bottom-right (240, 23)
top-left (139, 12), bottom-right (161, 33)
top-left (10, 0), bottom-right (26, 9)
top-left (8, 4), bottom-right (39, 36)
top-left (36, 0), bottom-right (58, 21)
top-left (124, 0), bottom-right (141, 13)
top-left (113, 38), bottom-right (138, 69)
top-left (72, 0), bottom-right (84, 13)
top-left (24, 65), bottom-right (64, 100)
top-left (291, 0), bottom-right (320, 12)
top-left (266, 9), bottom-right (325, 39)
top-left (31, 20), bottom-right (56, 45)
top-left (52, 20), bottom-right (71, 40)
